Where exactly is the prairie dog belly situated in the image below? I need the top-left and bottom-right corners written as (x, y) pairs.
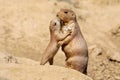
top-left (62, 23), bottom-right (74, 34)
top-left (62, 36), bottom-right (87, 57)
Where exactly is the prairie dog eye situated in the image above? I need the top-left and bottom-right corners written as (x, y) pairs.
top-left (64, 11), bottom-right (68, 14)
top-left (54, 22), bottom-right (56, 26)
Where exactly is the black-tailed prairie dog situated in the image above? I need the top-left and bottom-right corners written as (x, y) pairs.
top-left (40, 17), bottom-right (71, 65)
top-left (57, 9), bottom-right (88, 74)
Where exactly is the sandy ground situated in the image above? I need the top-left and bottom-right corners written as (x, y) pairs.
top-left (0, 64), bottom-right (92, 80)
top-left (0, 52), bottom-right (92, 80)
top-left (0, 0), bottom-right (120, 80)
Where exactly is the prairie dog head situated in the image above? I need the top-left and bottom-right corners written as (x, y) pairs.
top-left (49, 17), bottom-right (61, 32)
top-left (57, 9), bottom-right (76, 23)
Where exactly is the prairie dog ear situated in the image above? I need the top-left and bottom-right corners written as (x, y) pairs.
top-left (71, 13), bottom-right (76, 18)
top-left (71, 13), bottom-right (74, 16)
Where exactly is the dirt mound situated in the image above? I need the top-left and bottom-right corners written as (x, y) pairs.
top-left (0, 64), bottom-right (93, 80)
top-left (0, 52), bottom-right (92, 80)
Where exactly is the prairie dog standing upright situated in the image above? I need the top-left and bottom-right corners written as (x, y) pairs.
top-left (57, 9), bottom-right (88, 74)
top-left (40, 18), bottom-right (71, 65)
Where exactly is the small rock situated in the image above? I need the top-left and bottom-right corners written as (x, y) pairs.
top-left (107, 51), bottom-right (120, 63)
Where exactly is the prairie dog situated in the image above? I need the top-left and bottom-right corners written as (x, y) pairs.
top-left (57, 9), bottom-right (88, 74)
top-left (40, 17), bottom-right (71, 65)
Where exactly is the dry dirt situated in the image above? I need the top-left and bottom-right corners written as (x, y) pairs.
top-left (0, 52), bottom-right (92, 80)
top-left (0, 0), bottom-right (120, 80)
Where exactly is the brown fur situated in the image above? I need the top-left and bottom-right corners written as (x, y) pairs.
top-left (40, 18), bottom-right (71, 65)
top-left (57, 9), bottom-right (88, 74)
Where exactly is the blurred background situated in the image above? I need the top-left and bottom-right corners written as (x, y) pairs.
top-left (0, 0), bottom-right (120, 80)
